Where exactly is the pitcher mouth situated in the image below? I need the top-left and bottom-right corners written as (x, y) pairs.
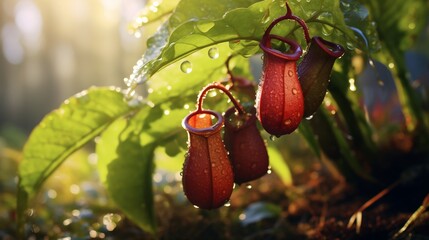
top-left (182, 110), bottom-right (224, 135)
top-left (260, 34), bottom-right (302, 61)
top-left (312, 36), bottom-right (345, 58)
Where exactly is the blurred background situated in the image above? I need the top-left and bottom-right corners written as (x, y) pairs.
top-left (0, 0), bottom-right (147, 133)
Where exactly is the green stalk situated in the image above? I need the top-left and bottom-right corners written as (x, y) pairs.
top-left (16, 184), bottom-right (28, 240)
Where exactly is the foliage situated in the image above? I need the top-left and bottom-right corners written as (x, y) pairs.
top-left (17, 0), bottom-right (429, 237)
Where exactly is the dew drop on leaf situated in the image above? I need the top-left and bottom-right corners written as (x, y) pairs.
top-left (208, 47), bottom-right (219, 59)
top-left (292, 88), bottom-right (298, 95)
top-left (180, 60), bottom-right (193, 73)
top-left (269, 135), bottom-right (276, 141)
top-left (125, 87), bottom-right (136, 99)
top-left (317, 12), bottom-right (334, 36)
top-left (340, 1), bottom-right (350, 8)
top-left (261, 9), bottom-right (270, 24)
top-left (123, 77), bottom-right (132, 87)
top-left (322, 25), bottom-right (334, 36)
top-left (368, 59), bottom-right (375, 68)
top-left (346, 41), bottom-right (355, 50)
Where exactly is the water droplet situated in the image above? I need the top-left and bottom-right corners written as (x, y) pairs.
top-left (180, 61), bottom-right (192, 73)
top-left (388, 62), bottom-right (395, 69)
top-left (180, 172), bottom-right (183, 176)
top-left (224, 201), bottom-right (231, 207)
top-left (349, 78), bottom-right (357, 92)
top-left (288, 70), bottom-right (293, 77)
top-left (246, 184), bottom-right (252, 189)
top-left (284, 119), bottom-right (292, 125)
top-left (306, 0), bottom-right (311, 2)
top-left (305, 115), bottom-right (314, 120)
top-left (261, 9), bottom-right (271, 24)
top-left (292, 88), bottom-right (298, 95)
top-left (123, 77), bottom-right (132, 87)
top-left (346, 41), bottom-right (355, 50)
top-left (149, 5), bottom-right (158, 13)
top-left (340, 1), bottom-right (350, 9)
top-left (322, 24), bottom-right (334, 36)
top-left (134, 30), bottom-right (142, 38)
top-left (208, 47), bottom-right (219, 59)
top-left (211, 163), bottom-right (216, 167)
top-left (125, 87), bottom-right (136, 99)
top-left (193, 205), bottom-right (200, 209)
top-left (269, 135), bottom-right (276, 141)
top-left (267, 169), bottom-right (272, 174)
top-left (203, 169), bottom-right (208, 174)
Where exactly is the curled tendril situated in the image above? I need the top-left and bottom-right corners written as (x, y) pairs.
top-left (262, 2), bottom-right (311, 45)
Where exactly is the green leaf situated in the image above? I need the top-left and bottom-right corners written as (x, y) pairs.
top-left (311, 107), bottom-right (375, 183)
top-left (155, 146), bottom-right (185, 172)
top-left (360, 0), bottom-right (429, 135)
top-left (129, 0), bottom-right (353, 84)
top-left (96, 118), bottom-right (156, 233)
top-left (267, 146), bottom-right (293, 186)
top-left (129, 0), bottom-right (180, 31)
top-left (359, 0), bottom-right (427, 52)
top-left (298, 120), bottom-right (321, 158)
top-left (330, 69), bottom-right (377, 163)
top-left (339, 0), bottom-right (381, 52)
top-left (18, 87), bottom-right (133, 195)
top-left (97, 106), bottom-right (189, 233)
top-left (146, 43), bottom-right (237, 104)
